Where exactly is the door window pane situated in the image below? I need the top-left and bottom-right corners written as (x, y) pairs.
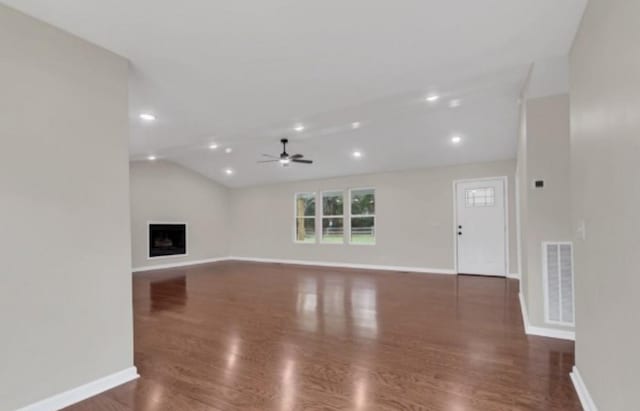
top-left (465, 187), bottom-right (495, 207)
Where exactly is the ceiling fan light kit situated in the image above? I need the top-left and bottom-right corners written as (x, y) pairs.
top-left (258, 138), bottom-right (314, 167)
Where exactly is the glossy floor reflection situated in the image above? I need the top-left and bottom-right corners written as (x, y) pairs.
top-left (66, 261), bottom-right (581, 410)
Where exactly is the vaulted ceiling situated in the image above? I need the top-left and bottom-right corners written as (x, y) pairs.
top-left (4, 0), bottom-right (587, 187)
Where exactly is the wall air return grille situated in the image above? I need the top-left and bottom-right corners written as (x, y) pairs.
top-left (543, 242), bottom-right (575, 326)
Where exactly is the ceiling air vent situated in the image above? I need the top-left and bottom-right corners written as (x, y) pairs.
top-left (543, 242), bottom-right (575, 326)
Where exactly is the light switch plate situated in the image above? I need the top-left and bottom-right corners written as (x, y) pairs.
top-left (577, 220), bottom-right (587, 241)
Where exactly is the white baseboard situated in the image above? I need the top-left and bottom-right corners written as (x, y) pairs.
top-left (507, 272), bottom-right (520, 280)
top-left (518, 292), bottom-right (575, 340)
top-left (570, 366), bottom-right (598, 411)
top-left (132, 257), bottom-right (230, 272)
top-left (15, 367), bottom-right (139, 411)
top-left (525, 324), bottom-right (575, 340)
top-left (228, 256), bottom-right (457, 275)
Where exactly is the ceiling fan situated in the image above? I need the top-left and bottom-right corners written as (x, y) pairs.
top-left (258, 138), bottom-right (313, 166)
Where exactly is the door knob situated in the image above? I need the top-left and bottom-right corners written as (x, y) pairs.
top-left (458, 231), bottom-right (462, 235)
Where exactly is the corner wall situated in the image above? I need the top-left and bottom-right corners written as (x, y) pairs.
top-left (570, 0), bottom-right (640, 408)
top-left (130, 160), bottom-right (230, 270)
top-left (0, 5), bottom-right (134, 410)
top-left (516, 57), bottom-right (575, 335)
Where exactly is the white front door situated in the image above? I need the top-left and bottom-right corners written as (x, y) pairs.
top-left (455, 178), bottom-right (507, 276)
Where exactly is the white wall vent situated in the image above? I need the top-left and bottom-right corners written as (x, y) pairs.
top-left (543, 242), bottom-right (575, 326)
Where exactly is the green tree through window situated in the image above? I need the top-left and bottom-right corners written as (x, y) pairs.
top-left (350, 189), bottom-right (375, 244)
top-left (322, 191), bottom-right (344, 243)
top-left (295, 193), bottom-right (316, 243)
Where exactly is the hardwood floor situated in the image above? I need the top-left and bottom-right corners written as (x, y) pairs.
top-left (66, 261), bottom-right (581, 410)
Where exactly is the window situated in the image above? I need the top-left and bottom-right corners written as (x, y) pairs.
top-left (321, 191), bottom-right (344, 243)
top-left (350, 188), bottom-right (375, 244)
top-left (465, 187), bottom-right (495, 207)
top-left (295, 193), bottom-right (316, 243)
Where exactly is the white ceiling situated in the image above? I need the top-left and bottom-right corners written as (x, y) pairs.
top-left (4, 0), bottom-right (587, 187)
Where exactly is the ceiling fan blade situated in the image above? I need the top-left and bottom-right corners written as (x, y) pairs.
top-left (262, 153), bottom-right (279, 159)
top-left (290, 154), bottom-right (304, 159)
top-left (292, 159), bottom-right (313, 164)
top-left (257, 159), bottom-right (280, 163)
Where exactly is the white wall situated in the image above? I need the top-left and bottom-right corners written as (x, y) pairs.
top-left (519, 94), bottom-right (574, 330)
top-left (570, 0), bottom-right (640, 408)
top-left (130, 160), bottom-right (230, 270)
top-left (0, 5), bottom-right (133, 410)
top-left (527, 55), bottom-right (570, 100)
top-left (229, 160), bottom-right (517, 273)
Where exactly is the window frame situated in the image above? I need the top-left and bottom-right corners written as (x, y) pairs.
top-left (348, 187), bottom-right (376, 246)
top-left (465, 187), bottom-right (496, 208)
top-left (320, 189), bottom-right (346, 245)
top-left (293, 191), bottom-right (317, 244)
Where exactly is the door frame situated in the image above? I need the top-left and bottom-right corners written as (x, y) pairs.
top-left (452, 176), bottom-right (510, 276)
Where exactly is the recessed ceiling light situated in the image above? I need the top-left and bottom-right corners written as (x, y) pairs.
top-left (351, 121), bottom-right (361, 129)
top-left (139, 113), bottom-right (156, 121)
top-left (449, 99), bottom-right (461, 108)
top-left (225, 147), bottom-right (233, 154)
top-left (209, 143), bottom-right (219, 150)
top-left (425, 94), bottom-right (440, 103)
top-left (352, 151), bottom-right (363, 158)
top-left (147, 155), bottom-right (157, 161)
top-left (294, 124), bottom-right (305, 132)
top-left (451, 136), bottom-right (462, 144)
top-left (224, 168), bottom-right (234, 175)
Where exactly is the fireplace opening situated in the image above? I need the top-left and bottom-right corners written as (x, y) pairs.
top-left (149, 223), bottom-right (187, 258)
